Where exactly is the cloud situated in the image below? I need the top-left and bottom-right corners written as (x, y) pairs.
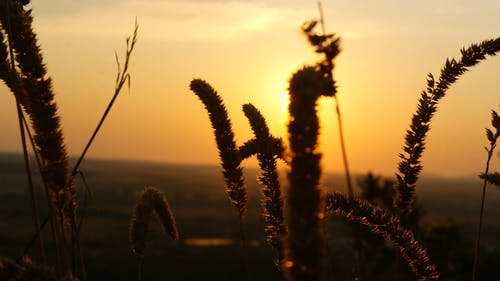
top-left (31, 0), bottom-right (306, 43)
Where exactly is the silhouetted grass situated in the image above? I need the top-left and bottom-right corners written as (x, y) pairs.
top-left (0, 1), bottom-right (500, 281)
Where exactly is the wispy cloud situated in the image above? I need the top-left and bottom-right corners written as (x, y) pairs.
top-left (31, 0), bottom-right (307, 42)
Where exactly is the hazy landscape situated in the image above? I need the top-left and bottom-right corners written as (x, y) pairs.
top-left (1, 152), bottom-right (499, 280)
top-left (0, 1), bottom-right (499, 280)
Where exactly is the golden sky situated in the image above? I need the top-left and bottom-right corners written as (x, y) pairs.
top-left (0, 0), bottom-right (499, 177)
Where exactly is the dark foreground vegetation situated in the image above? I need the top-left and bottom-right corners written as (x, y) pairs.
top-left (1, 154), bottom-right (500, 280)
top-left (0, 1), bottom-right (499, 280)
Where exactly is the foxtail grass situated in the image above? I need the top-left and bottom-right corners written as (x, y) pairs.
top-left (189, 79), bottom-right (251, 279)
top-left (395, 38), bottom-right (500, 218)
top-left (284, 65), bottom-right (336, 281)
top-left (283, 18), bottom-right (340, 280)
top-left (0, 1), bottom-right (74, 275)
top-left (0, 2), bottom-right (45, 262)
top-left (189, 79), bottom-right (247, 219)
top-left (0, 1), bottom-right (72, 211)
top-left (325, 192), bottom-right (439, 281)
top-left (129, 186), bottom-right (178, 258)
top-left (307, 12), bottom-right (354, 199)
top-left (241, 103), bottom-right (287, 267)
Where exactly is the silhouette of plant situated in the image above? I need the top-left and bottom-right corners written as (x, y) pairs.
top-left (129, 186), bottom-right (178, 258)
top-left (0, 256), bottom-right (78, 281)
top-left (472, 109), bottom-right (500, 281)
top-left (0, 1), bottom-right (138, 278)
top-left (1, 2), bottom-right (500, 281)
top-left (241, 103), bottom-right (287, 267)
top-left (0, 1), bottom-right (75, 276)
top-left (395, 38), bottom-right (500, 219)
top-left (0, 0), bottom-right (71, 218)
top-left (325, 192), bottom-right (439, 281)
top-left (189, 79), bottom-right (247, 220)
top-left (283, 65), bottom-right (334, 281)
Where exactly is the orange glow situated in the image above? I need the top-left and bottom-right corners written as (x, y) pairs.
top-left (0, 1), bottom-right (496, 177)
top-left (277, 82), bottom-right (290, 130)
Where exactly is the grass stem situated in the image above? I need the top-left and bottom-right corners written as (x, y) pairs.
top-left (4, 1), bottom-right (45, 263)
top-left (15, 98), bottom-right (46, 263)
top-left (472, 110), bottom-right (499, 281)
top-left (72, 20), bottom-right (138, 177)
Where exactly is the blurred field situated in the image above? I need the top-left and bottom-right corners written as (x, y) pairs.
top-left (1, 152), bottom-right (500, 280)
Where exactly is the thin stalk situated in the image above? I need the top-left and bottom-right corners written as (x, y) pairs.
top-left (71, 85), bottom-right (124, 176)
top-left (2, 1), bottom-right (69, 274)
top-left (317, 1), bottom-right (325, 34)
top-left (334, 97), bottom-right (354, 198)
top-left (471, 144), bottom-right (496, 281)
top-left (317, 1), bottom-right (354, 198)
top-left (74, 172), bottom-right (90, 281)
top-left (69, 209), bottom-right (86, 281)
top-left (20, 215), bottom-right (49, 259)
top-left (77, 171), bottom-right (93, 231)
top-left (15, 98), bottom-right (46, 262)
top-left (316, 5), bottom-right (357, 281)
top-left (68, 24), bottom-right (137, 278)
top-left (22, 113), bottom-right (63, 273)
top-left (4, 2), bottom-right (45, 262)
top-left (239, 217), bottom-right (253, 281)
top-left (55, 211), bottom-right (71, 277)
top-left (72, 20), bottom-right (138, 177)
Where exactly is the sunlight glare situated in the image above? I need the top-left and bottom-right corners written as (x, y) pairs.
top-left (277, 81), bottom-right (289, 122)
top-left (275, 81), bottom-right (290, 139)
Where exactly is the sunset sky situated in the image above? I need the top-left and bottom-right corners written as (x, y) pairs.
top-left (0, 0), bottom-right (499, 178)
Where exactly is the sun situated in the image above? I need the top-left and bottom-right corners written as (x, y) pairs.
top-left (277, 82), bottom-right (289, 114)
top-left (277, 82), bottom-right (290, 128)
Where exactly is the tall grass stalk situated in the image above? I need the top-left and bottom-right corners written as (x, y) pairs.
top-left (189, 79), bottom-right (250, 279)
top-left (241, 103), bottom-right (287, 267)
top-left (3, 1), bottom-right (45, 261)
top-left (15, 99), bottom-right (46, 262)
top-left (303, 14), bottom-right (366, 279)
top-left (471, 110), bottom-right (500, 281)
top-left (316, 1), bottom-right (354, 199)
top-left (20, 112), bottom-right (65, 276)
top-left (395, 38), bottom-right (500, 218)
top-left (189, 79), bottom-right (247, 220)
top-left (71, 20), bottom-right (138, 177)
top-left (0, 5), bottom-right (75, 272)
top-left (0, 0), bottom-right (72, 213)
top-left (69, 23), bottom-right (137, 279)
top-left (285, 66), bottom-right (336, 281)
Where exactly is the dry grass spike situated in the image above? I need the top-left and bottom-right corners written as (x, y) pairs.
top-left (129, 186), bottom-right (178, 258)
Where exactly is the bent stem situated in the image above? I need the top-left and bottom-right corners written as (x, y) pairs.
top-left (72, 20), bottom-right (138, 177)
top-left (325, 192), bottom-right (439, 281)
